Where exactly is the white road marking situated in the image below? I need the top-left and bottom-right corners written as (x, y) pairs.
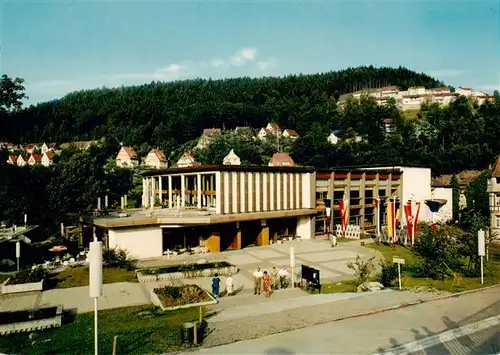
top-left (376, 314), bottom-right (500, 355)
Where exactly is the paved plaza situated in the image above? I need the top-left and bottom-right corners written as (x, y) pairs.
top-left (0, 238), bottom-right (379, 314)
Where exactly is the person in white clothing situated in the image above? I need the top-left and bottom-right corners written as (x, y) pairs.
top-left (225, 274), bottom-right (234, 296)
top-left (253, 267), bottom-right (263, 295)
top-left (278, 266), bottom-right (289, 289)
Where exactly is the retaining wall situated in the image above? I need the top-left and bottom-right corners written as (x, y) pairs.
top-left (1, 278), bottom-right (44, 294)
top-left (0, 305), bottom-right (63, 335)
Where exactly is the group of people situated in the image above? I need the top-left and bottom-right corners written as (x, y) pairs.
top-left (211, 273), bottom-right (234, 298)
top-left (252, 266), bottom-right (289, 298)
top-left (210, 265), bottom-right (290, 299)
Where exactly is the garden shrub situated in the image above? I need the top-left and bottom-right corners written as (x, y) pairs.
top-left (346, 255), bottom-right (375, 286)
top-left (9, 267), bottom-right (48, 285)
top-left (378, 258), bottom-right (398, 287)
top-left (103, 247), bottom-right (136, 270)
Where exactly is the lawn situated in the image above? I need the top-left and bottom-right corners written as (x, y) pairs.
top-left (0, 305), bottom-right (202, 354)
top-left (47, 267), bottom-right (137, 289)
top-left (321, 243), bottom-right (500, 293)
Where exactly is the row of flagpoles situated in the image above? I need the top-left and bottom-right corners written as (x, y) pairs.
top-left (325, 196), bottom-right (421, 248)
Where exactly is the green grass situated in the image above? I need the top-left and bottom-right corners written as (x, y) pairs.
top-left (365, 243), bottom-right (419, 264)
top-left (47, 267), bottom-right (137, 289)
top-left (0, 306), bottom-right (202, 354)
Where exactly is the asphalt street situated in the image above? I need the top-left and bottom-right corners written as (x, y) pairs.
top-left (184, 286), bottom-right (500, 355)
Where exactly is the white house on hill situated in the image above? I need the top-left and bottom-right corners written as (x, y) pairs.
top-left (268, 152), bottom-right (295, 167)
top-left (176, 152), bottom-right (201, 168)
top-left (116, 146), bottom-right (139, 168)
top-left (144, 149), bottom-right (168, 169)
top-left (282, 129), bottom-right (298, 139)
top-left (222, 149), bottom-right (241, 165)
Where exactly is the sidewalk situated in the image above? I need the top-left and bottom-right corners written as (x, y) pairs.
top-left (194, 288), bottom-right (452, 348)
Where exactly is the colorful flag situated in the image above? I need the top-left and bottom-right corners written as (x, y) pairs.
top-left (386, 201), bottom-right (394, 239)
top-left (404, 201), bottom-right (414, 244)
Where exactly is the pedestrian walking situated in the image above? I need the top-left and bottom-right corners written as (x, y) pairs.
top-left (263, 271), bottom-right (271, 298)
top-left (271, 266), bottom-right (278, 290)
top-left (253, 267), bottom-right (263, 295)
top-left (225, 274), bottom-right (234, 296)
top-left (211, 273), bottom-right (221, 298)
top-left (278, 266), bottom-right (289, 289)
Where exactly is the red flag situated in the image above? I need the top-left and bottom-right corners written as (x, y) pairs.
top-left (404, 201), bottom-right (413, 244)
top-left (339, 199), bottom-right (345, 234)
top-left (414, 202), bottom-right (421, 241)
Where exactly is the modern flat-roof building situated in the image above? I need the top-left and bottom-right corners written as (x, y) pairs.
top-left (83, 165), bottom-right (317, 259)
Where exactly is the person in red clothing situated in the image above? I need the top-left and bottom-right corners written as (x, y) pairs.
top-left (263, 271), bottom-right (271, 298)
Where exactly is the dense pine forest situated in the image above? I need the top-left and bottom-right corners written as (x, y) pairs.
top-left (0, 66), bottom-right (499, 230)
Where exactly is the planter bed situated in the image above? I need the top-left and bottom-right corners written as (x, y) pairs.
top-left (2, 278), bottom-right (44, 294)
top-left (137, 261), bottom-right (238, 283)
top-left (0, 305), bottom-right (63, 335)
top-left (151, 285), bottom-right (218, 311)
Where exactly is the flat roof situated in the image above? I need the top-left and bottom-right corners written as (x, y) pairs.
top-left (139, 164), bottom-right (316, 177)
top-left (83, 208), bottom-right (317, 228)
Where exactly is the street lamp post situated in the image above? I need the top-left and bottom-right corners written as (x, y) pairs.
top-left (89, 237), bottom-right (103, 355)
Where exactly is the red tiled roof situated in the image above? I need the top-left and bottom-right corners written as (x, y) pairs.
top-left (380, 86), bottom-right (399, 92)
top-left (31, 154), bottom-right (42, 162)
top-left (491, 157), bottom-right (500, 178)
top-left (284, 129), bottom-right (298, 137)
top-left (150, 149), bottom-right (166, 161)
top-left (122, 146), bottom-right (138, 159)
top-left (202, 128), bottom-right (221, 135)
top-left (383, 118), bottom-right (393, 124)
top-left (268, 123), bottom-right (280, 130)
top-left (269, 152), bottom-right (295, 167)
top-left (433, 87), bottom-right (450, 92)
top-left (458, 87), bottom-right (472, 91)
top-left (8, 156), bottom-right (17, 162)
top-left (45, 151), bottom-right (54, 159)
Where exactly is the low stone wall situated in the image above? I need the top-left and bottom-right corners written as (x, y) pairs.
top-left (151, 289), bottom-right (217, 312)
top-left (0, 305), bottom-right (63, 335)
top-left (137, 265), bottom-right (238, 283)
top-left (1, 278), bottom-right (44, 294)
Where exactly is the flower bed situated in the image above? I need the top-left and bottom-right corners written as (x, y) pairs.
top-left (151, 285), bottom-right (218, 311)
top-left (1, 268), bottom-right (47, 294)
top-left (137, 261), bottom-right (238, 283)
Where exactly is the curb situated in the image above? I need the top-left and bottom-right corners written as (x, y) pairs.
top-left (178, 284), bottom-right (500, 353)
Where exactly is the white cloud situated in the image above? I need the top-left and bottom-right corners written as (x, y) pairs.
top-left (31, 80), bottom-right (75, 88)
top-left (428, 69), bottom-right (467, 78)
top-left (210, 59), bottom-right (225, 68)
top-left (230, 48), bottom-right (257, 67)
top-left (256, 58), bottom-right (276, 71)
top-left (106, 63), bottom-right (188, 82)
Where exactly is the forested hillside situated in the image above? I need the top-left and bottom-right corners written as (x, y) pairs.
top-left (2, 66), bottom-right (442, 147)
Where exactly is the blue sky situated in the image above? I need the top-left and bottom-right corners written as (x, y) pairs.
top-left (2, 0), bottom-right (499, 105)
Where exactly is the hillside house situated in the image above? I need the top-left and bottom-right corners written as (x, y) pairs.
top-left (41, 151), bottom-right (55, 167)
top-left (17, 155), bottom-right (28, 167)
top-left (116, 146), bottom-right (139, 168)
top-left (222, 149), bottom-right (241, 165)
top-left (327, 131), bottom-right (341, 145)
top-left (7, 156), bottom-right (17, 165)
top-left (282, 129), bottom-right (299, 140)
top-left (456, 87), bottom-right (473, 97)
top-left (258, 123), bottom-right (281, 140)
top-left (144, 149), bottom-right (168, 169)
top-left (24, 144), bottom-right (39, 154)
top-left (28, 154), bottom-right (42, 166)
top-left (196, 128), bottom-right (222, 149)
top-left (176, 153), bottom-right (201, 168)
top-left (268, 152), bottom-right (295, 167)
top-left (41, 143), bottom-right (57, 154)
top-left (383, 118), bottom-right (394, 134)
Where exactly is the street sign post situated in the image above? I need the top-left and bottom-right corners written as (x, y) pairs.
top-left (478, 230), bottom-right (485, 284)
top-left (393, 257), bottom-right (405, 290)
top-left (15, 241), bottom-right (20, 272)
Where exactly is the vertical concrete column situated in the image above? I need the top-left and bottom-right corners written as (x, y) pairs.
top-left (197, 173), bottom-right (202, 209)
top-left (215, 172), bottom-right (222, 214)
top-left (257, 219), bottom-right (270, 246)
top-left (181, 174), bottom-right (186, 207)
top-left (360, 173), bottom-right (366, 229)
top-left (142, 178), bottom-right (147, 207)
top-left (168, 176), bottom-right (173, 208)
top-left (158, 176), bottom-right (163, 206)
top-left (150, 177), bottom-right (155, 207)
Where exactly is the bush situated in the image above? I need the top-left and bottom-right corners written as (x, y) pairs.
top-left (378, 259), bottom-right (398, 287)
top-left (153, 285), bottom-right (212, 307)
top-left (413, 225), bottom-right (464, 279)
top-left (346, 255), bottom-right (375, 286)
top-left (103, 248), bottom-right (136, 270)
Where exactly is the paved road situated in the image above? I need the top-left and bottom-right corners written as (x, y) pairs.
top-left (184, 286), bottom-right (500, 355)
